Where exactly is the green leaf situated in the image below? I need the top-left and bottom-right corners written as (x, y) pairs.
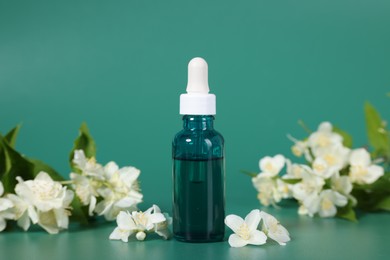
top-left (354, 172), bottom-right (390, 191)
top-left (352, 173), bottom-right (390, 211)
top-left (364, 102), bottom-right (390, 158)
top-left (4, 124), bottom-right (21, 148)
top-left (70, 122), bottom-right (96, 171)
top-left (0, 135), bottom-right (35, 193)
top-left (375, 196), bottom-right (390, 211)
top-left (336, 201), bottom-right (358, 222)
top-left (333, 126), bottom-right (353, 148)
top-left (0, 135), bottom-right (9, 180)
top-left (69, 195), bottom-right (90, 225)
top-left (240, 170), bottom-right (257, 178)
top-left (281, 178), bottom-right (301, 184)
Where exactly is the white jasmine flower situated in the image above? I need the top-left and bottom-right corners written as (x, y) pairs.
top-left (287, 135), bottom-right (312, 161)
top-left (331, 172), bottom-right (353, 195)
top-left (296, 177), bottom-right (351, 218)
top-left (103, 161), bottom-right (119, 180)
top-left (252, 176), bottom-right (281, 206)
top-left (349, 148), bottom-right (384, 184)
top-left (71, 150), bottom-right (104, 216)
top-left (225, 210), bottom-right (267, 247)
top-left (292, 168), bottom-right (325, 216)
top-left (312, 157), bottom-right (339, 179)
top-left (290, 137), bottom-right (308, 157)
top-left (69, 173), bottom-right (98, 216)
top-left (298, 204), bottom-right (309, 216)
top-left (298, 189), bottom-right (348, 218)
top-left (37, 203), bottom-right (73, 234)
top-left (259, 211), bottom-right (290, 245)
top-left (276, 179), bottom-right (292, 199)
top-left (95, 163), bottom-right (143, 221)
top-left (15, 172), bottom-right (69, 212)
top-left (259, 155), bottom-right (285, 177)
top-left (284, 160), bottom-right (305, 179)
top-left (109, 205), bottom-right (169, 242)
top-left (253, 154), bottom-right (287, 206)
top-left (6, 194), bottom-right (31, 231)
top-left (0, 182), bottom-right (15, 232)
top-left (291, 141), bottom-right (307, 157)
top-left (0, 201), bottom-right (14, 232)
top-left (313, 144), bottom-right (350, 172)
top-left (109, 211), bottom-right (136, 242)
top-left (299, 193), bottom-right (322, 217)
top-left (15, 172), bottom-right (74, 234)
top-left (292, 167), bottom-right (324, 201)
top-left (317, 190), bottom-right (348, 218)
top-left (308, 122), bottom-right (343, 154)
top-left (151, 204), bottom-right (172, 239)
top-left (73, 150), bottom-right (104, 177)
top-left (131, 207), bottom-right (165, 232)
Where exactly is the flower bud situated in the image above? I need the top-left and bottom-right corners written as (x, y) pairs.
top-left (136, 231), bottom-right (146, 241)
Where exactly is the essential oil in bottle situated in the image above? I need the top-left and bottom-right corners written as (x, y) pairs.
top-left (172, 57), bottom-right (225, 242)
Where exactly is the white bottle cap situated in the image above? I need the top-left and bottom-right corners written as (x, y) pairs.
top-left (180, 57), bottom-right (216, 115)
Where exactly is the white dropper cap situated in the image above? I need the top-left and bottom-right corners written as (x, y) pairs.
top-left (180, 57), bottom-right (216, 115)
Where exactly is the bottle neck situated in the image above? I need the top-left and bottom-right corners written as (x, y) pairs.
top-left (182, 115), bottom-right (215, 130)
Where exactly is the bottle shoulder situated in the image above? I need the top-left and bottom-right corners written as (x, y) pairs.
top-left (172, 129), bottom-right (224, 159)
top-left (173, 129), bottom-right (224, 144)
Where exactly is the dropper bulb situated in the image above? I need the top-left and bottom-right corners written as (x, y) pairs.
top-left (186, 57), bottom-right (209, 94)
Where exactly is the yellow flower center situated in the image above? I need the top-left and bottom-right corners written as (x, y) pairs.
top-left (237, 223), bottom-right (251, 240)
top-left (32, 180), bottom-right (62, 200)
top-left (14, 205), bottom-right (25, 218)
top-left (264, 162), bottom-right (274, 173)
top-left (318, 135), bottom-right (330, 147)
top-left (351, 166), bottom-right (368, 179)
top-left (134, 212), bottom-right (148, 227)
top-left (281, 184), bottom-right (289, 194)
top-left (268, 219), bottom-right (280, 234)
top-left (313, 162), bottom-right (326, 173)
top-left (324, 154), bottom-right (336, 166)
top-left (292, 166), bottom-right (303, 178)
top-left (321, 197), bottom-right (333, 211)
top-left (88, 157), bottom-right (97, 165)
top-left (292, 146), bottom-right (303, 157)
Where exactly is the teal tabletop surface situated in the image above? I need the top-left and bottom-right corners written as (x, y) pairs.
top-left (1, 200), bottom-right (389, 260)
top-left (1, 0), bottom-right (390, 259)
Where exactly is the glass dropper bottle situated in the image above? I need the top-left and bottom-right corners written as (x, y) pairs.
top-left (172, 57), bottom-right (225, 242)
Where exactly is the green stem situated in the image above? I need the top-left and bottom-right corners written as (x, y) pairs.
top-left (298, 120), bottom-right (312, 134)
top-left (61, 180), bottom-right (74, 185)
top-left (240, 170), bottom-right (257, 178)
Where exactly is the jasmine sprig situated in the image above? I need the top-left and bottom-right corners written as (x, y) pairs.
top-left (0, 122), bottom-right (144, 233)
top-left (247, 101), bottom-right (390, 222)
top-left (69, 149), bottom-right (143, 221)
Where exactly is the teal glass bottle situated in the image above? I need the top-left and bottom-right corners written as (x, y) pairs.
top-left (173, 115), bottom-right (225, 242)
top-left (172, 57), bottom-right (225, 242)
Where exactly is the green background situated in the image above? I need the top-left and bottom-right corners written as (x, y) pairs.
top-left (0, 0), bottom-right (389, 259)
